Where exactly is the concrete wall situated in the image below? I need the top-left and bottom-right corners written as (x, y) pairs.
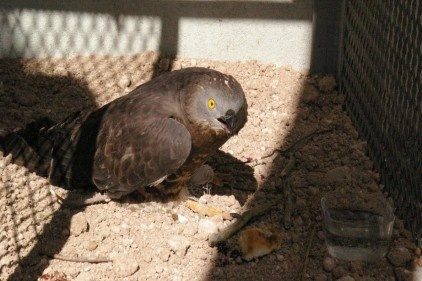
top-left (0, 0), bottom-right (341, 73)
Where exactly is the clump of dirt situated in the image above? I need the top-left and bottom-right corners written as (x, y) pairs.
top-left (0, 53), bottom-right (420, 281)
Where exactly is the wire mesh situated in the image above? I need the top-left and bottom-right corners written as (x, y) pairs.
top-left (338, 0), bottom-right (422, 245)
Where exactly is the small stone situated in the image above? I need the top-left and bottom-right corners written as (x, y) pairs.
top-left (323, 257), bottom-right (336, 272)
top-left (65, 267), bottom-right (81, 278)
top-left (168, 235), bottom-right (190, 257)
top-left (317, 231), bottom-right (325, 240)
top-left (182, 223), bottom-right (198, 237)
top-left (85, 240), bottom-right (98, 251)
top-left (177, 214), bottom-right (188, 223)
top-left (337, 276), bottom-right (355, 281)
top-left (325, 166), bottom-right (351, 184)
top-left (315, 273), bottom-right (328, 281)
top-left (332, 266), bottom-right (347, 278)
top-left (155, 264), bottom-right (164, 273)
top-left (198, 218), bottom-right (219, 239)
top-left (276, 254), bottom-right (285, 262)
top-left (117, 75), bottom-right (131, 88)
top-left (394, 268), bottom-right (415, 281)
top-left (83, 266), bottom-right (91, 272)
top-left (156, 248), bottom-right (170, 262)
top-left (69, 213), bottom-right (88, 236)
top-left (302, 84), bottom-right (319, 103)
top-left (318, 75), bottom-right (337, 93)
top-left (114, 255), bottom-right (139, 277)
top-left (387, 246), bottom-right (412, 266)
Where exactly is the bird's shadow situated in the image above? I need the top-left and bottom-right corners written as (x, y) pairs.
top-left (64, 150), bottom-right (256, 207)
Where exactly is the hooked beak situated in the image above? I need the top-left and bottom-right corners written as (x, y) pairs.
top-left (217, 110), bottom-right (236, 135)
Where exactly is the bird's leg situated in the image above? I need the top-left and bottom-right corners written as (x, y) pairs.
top-left (49, 186), bottom-right (111, 207)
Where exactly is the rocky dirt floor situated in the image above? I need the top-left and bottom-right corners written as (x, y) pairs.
top-left (0, 53), bottom-right (421, 281)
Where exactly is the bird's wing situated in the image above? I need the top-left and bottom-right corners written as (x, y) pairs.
top-left (92, 117), bottom-right (192, 198)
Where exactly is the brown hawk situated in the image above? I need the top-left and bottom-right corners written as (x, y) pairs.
top-left (1, 67), bottom-right (248, 202)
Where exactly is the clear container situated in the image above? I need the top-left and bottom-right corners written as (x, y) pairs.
top-left (321, 192), bottom-right (395, 262)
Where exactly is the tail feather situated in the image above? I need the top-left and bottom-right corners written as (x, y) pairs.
top-left (1, 108), bottom-right (105, 190)
top-left (0, 118), bottom-right (56, 176)
top-left (0, 112), bottom-right (87, 184)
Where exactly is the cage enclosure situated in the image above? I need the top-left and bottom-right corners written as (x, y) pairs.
top-left (0, 1), bottom-right (420, 280)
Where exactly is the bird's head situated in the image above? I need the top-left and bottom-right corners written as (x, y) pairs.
top-left (181, 68), bottom-right (248, 137)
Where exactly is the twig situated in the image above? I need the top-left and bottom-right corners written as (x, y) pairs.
top-left (283, 178), bottom-right (293, 229)
top-left (280, 152), bottom-right (296, 177)
top-left (301, 225), bottom-right (317, 281)
top-left (246, 127), bottom-right (337, 168)
top-left (43, 252), bottom-right (112, 263)
top-left (280, 153), bottom-right (295, 229)
top-left (208, 195), bottom-right (283, 247)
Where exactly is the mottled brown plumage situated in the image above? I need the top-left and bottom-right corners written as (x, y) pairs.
top-left (1, 67), bottom-right (248, 201)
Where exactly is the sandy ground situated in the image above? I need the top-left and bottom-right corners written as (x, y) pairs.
top-left (0, 53), bottom-right (420, 281)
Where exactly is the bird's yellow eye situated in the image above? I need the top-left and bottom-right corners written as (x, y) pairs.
top-left (208, 98), bottom-right (216, 109)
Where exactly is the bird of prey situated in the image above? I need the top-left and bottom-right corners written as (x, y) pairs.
top-left (1, 67), bottom-right (248, 202)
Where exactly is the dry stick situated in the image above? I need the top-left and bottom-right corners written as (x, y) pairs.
top-left (208, 195), bottom-right (283, 247)
top-left (282, 178), bottom-right (293, 229)
top-left (281, 153), bottom-right (295, 229)
top-left (301, 225), bottom-right (317, 281)
top-left (208, 153), bottom-right (297, 247)
top-left (42, 252), bottom-right (112, 263)
top-left (248, 126), bottom-right (337, 167)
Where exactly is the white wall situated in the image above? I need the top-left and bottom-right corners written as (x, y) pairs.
top-left (0, 1), bottom-right (320, 71)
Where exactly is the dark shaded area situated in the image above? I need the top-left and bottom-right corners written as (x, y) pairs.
top-left (0, 58), bottom-right (100, 280)
top-left (310, 0), bottom-right (343, 74)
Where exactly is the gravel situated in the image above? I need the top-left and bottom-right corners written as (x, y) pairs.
top-left (0, 54), bottom-right (418, 280)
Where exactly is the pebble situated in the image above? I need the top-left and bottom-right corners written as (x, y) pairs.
top-left (65, 267), bottom-right (81, 278)
top-left (302, 84), bottom-right (319, 103)
top-left (387, 246), bottom-right (412, 266)
top-left (322, 257), bottom-right (336, 272)
top-left (197, 218), bottom-right (219, 239)
top-left (117, 75), bottom-right (131, 88)
top-left (85, 240), bottom-right (98, 251)
top-left (294, 216), bottom-right (304, 226)
top-left (394, 268), bottom-right (415, 281)
top-left (315, 273), bottom-right (328, 281)
top-left (182, 223), bottom-right (198, 237)
top-left (325, 166), bottom-right (352, 184)
top-left (332, 266), bottom-right (347, 278)
top-left (156, 248), bottom-right (170, 262)
top-left (114, 255), bottom-right (139, 277)
top-left (69, 213), bottom-right (88, 236)
top-left (318, 75), bottom-right (337, 93)
top-left (168, 235), bottom-right (190, 257)
top-left (276, 254), bottom-right (285, 262)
